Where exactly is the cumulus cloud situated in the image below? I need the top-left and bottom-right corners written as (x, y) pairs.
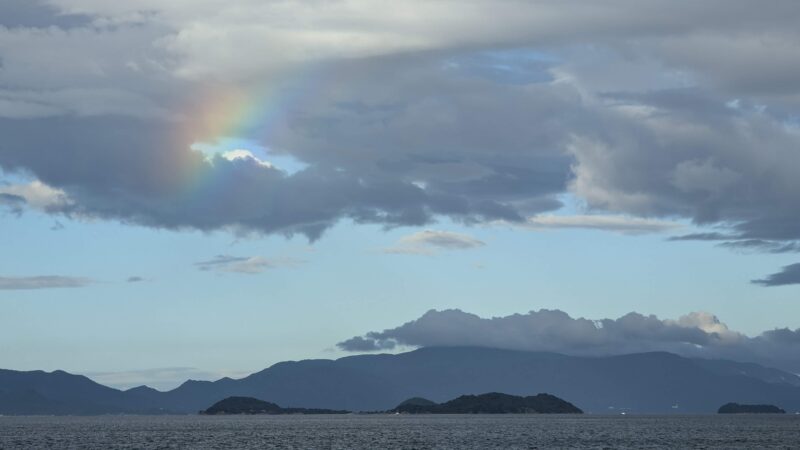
top-left (195, 255), bottom-right (303, 274)
top-left (0, 275), bottom-right (93, 290)
top-left (384, 230), bottom-right (486, 255)
top-left (338, 308), bottom-right (800, 373)
top-left (523, 214), bottom-right (681, 235)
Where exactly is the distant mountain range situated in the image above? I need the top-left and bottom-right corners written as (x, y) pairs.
top-left (2, 347), bottom-right (800, 415)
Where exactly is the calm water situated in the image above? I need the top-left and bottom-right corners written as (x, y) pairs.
top-left (1, 414), bottom-right (799, 449)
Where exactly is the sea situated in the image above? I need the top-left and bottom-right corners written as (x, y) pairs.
top-left (1, 414), bottom-right (798, 449)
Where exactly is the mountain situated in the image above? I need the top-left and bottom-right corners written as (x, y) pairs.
top-left (0, 369), bottom-right (167, 415)
top-left (2, 347), bottom-right (800, 414)
top-left (201, 396), bottom-right (350, 415)
top-left (718, 403), bottom-right (786, 414)
top-left (392, 392), bottom-right (582, 414)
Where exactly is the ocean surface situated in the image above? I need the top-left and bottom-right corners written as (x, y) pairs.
top-left (1, 414), bottom-right (799, 449)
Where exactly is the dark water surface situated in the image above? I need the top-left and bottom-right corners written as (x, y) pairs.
top-left (1, 414), bottom-right (799, 449)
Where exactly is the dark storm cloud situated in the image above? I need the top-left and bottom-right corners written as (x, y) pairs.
top-left (338, 308), bottom-right (800, 373)
top-left (0, 275), bottom-right (93, 290)
top-left (752, 263), bottom-right (800, 287)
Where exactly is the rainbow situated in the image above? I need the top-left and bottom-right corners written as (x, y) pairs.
top-left (173, 67), bottom-right (325, 208)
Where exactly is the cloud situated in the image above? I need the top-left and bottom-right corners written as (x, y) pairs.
top-left (523, 214), bottom-right (681, 235)
top-left (0, 275), bottom-right (93, 290)
top-left (195, 255), bottom-right (303, 274)
top-left (0, 181), bottom-right (71, 212)
top-left (338, 308), bottom-right (800, 373)
top-left (0, 193), bottom-right (25, 216)
top-left (0, 0), bottom-right (91, 29)
top-left (126, 276), bottom-right (144, 283)
top-left (0, 0), bottom-right (799, 258)
top-left (718, 240), bottom-right (800, 254)
top-left (752, 263), bottom-right (800, 287)
top-left (384, 230), bottom-right (486, 255)
top-left (668, 232), bottom-right (733, 241)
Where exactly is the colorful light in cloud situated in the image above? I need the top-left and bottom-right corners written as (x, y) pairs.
top-left (167, 67), bottom-right (322, 212)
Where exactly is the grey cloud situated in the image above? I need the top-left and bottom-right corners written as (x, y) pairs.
top-left (0, 193), bottom-right (25, 216)
top-left (0, 57), bottom-right (567, 239)
top-left (668, 232), bottom-right (733, 241)
top-left (0, 275), bottom-right (93, 290)
top-left (718, 240), bottom-right (800, 254)
top-left (0, 0), bottom-right (91, 29)
top-left (336, 336), bottom-right (394, 352)
top-left (0, 0), bottom-right (799, 261)
top-left (568, 87), bottom-right (800, 245)
top-left (669, 234), bottom-right (800, 254)
top-left (127, 276), bottom-right (144, 283)
top-left (338, 308), bottom-right (800, 373)
top-left (752, 263), bottom-right (800, 287)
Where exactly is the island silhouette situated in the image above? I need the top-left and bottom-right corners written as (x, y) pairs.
top-left (200, 392), bottom-right (583, 415)
top-left (717, 403), bottom-right (786, 414)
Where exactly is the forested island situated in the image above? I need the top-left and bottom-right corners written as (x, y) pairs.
top-left (717, 403), bottom-right (785, 414)
top-left (201, 396), bottom-right (350, 415)
top-left (391, 392), bottom-right (583, 414)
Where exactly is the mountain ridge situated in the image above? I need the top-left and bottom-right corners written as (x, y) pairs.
top-left (2, 347), bottom-right (800, 415)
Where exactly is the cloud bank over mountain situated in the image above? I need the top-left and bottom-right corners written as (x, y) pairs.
top-left (338, 308), bottom-right (800, 373)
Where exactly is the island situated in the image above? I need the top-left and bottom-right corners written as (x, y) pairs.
top-left (200, 396), bottom-right (350, 415)
top-left (391, 392), bottom-right (583, 414)
top-left (718, 403), bottom-right (786, 414)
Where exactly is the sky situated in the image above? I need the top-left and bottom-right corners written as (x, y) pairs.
top-left (1, 0), bottom-right (800, 390)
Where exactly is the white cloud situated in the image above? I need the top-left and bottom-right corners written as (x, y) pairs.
top-left (219, 149), bottom-right (274, 168)
top-left (523, 214), bottom-right (682, 235)
top-left (384, 230), bottom-right (485, 255)
top-left (0, 180), bottom-right (72, 211)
